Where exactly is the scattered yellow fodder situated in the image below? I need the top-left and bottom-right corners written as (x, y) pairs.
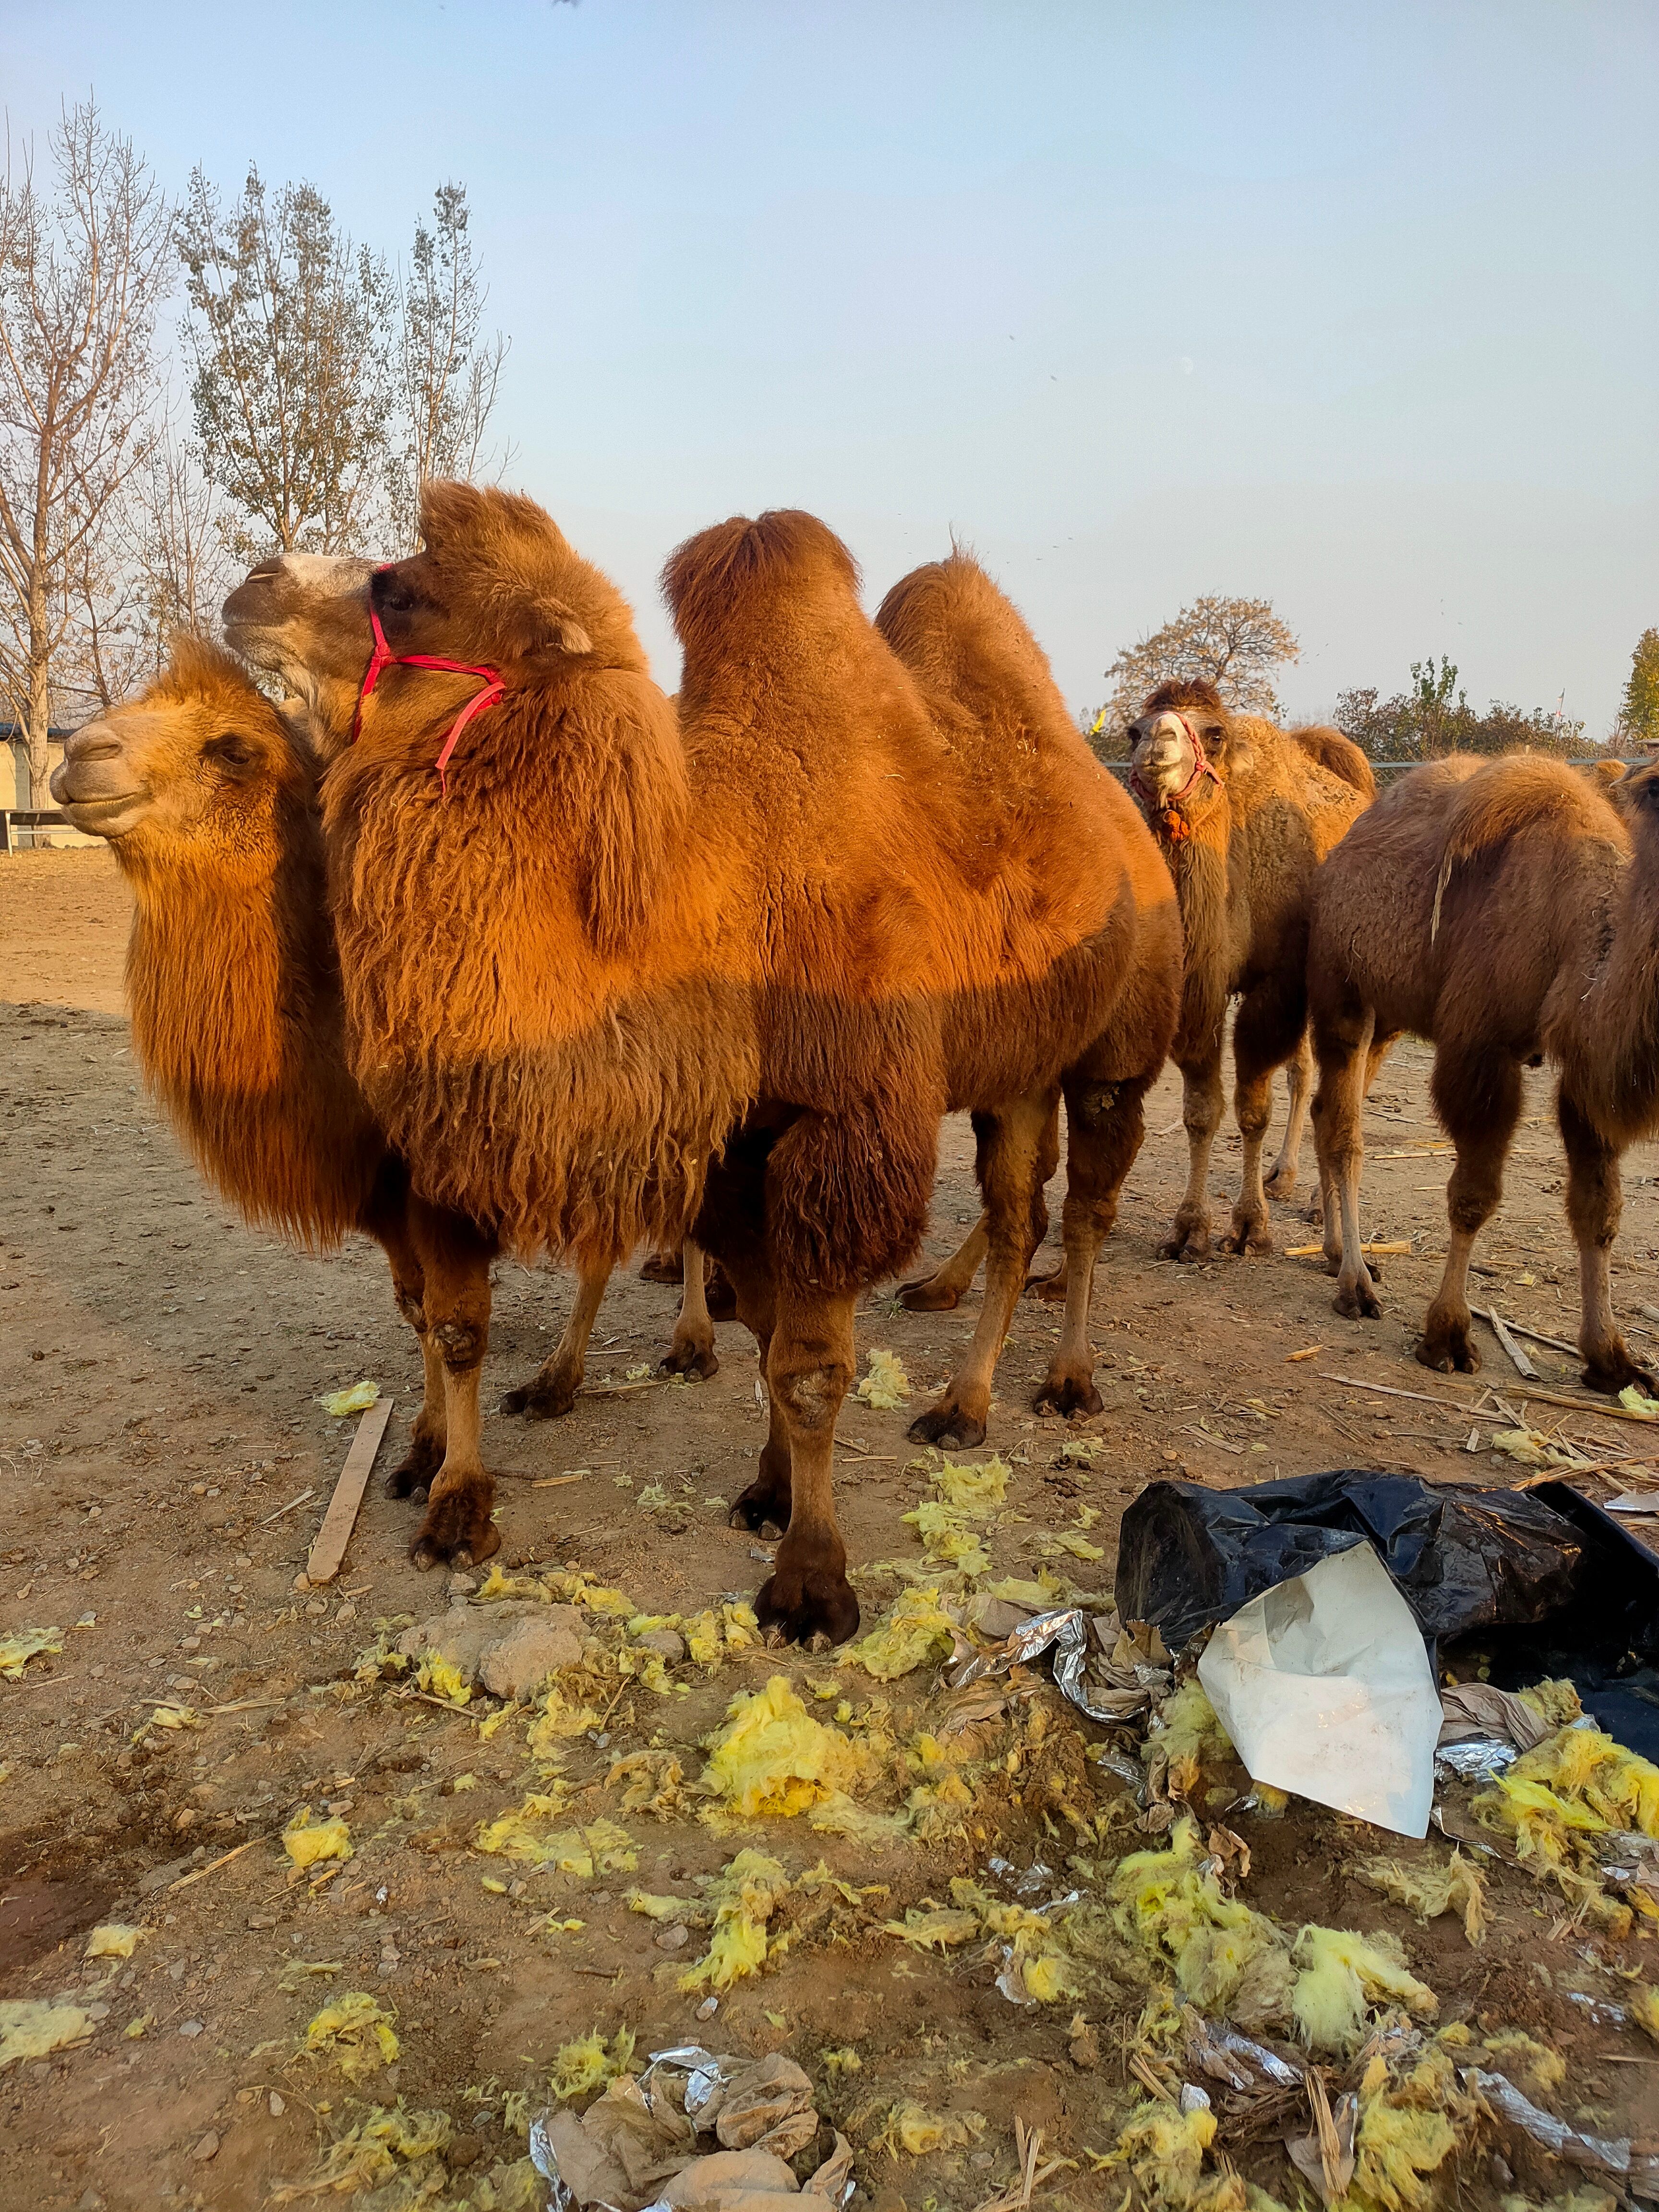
top-left (679, 1850), bottom-right (792, 1992)
top-left (843, 1587), bottom-right (959, 1681)
top-left (607, 1749), bottom-right (687, 1818)
top-left (698, 1674), bottom-right (880, 1818)
top-left (0, 1626), bottom-right (62, 1680)
top-left (1631, 1983), bottom-right (1659, 2045)
top-left (981, 1569), bottom-right (1075, 1610)
top-left (875, 2103), bottom-right (987, 2156)
top-left (302, 1992), bottom-right (399, 2078)
top-left (1348, 2044), bottom-right (1479, 2212)
top-left (1481, 2030), bottom-right (1566, 2097)
top-left (1358, 1849), bottom-right (1489, 1945)
top-left (1517, 1678), bottom-right (1583, 1729)
top-left (270, 2100), bottom-right (451, 2200)
top-left (1100, 2100), bottom-right (1227, 2212)
top-left (880, 1904), bottom-right (982, 1952)
top-left (1111, 1817), bottom-right (1290, 2022)
top-left (0, 2000), bottom-right (91, 2069)
top-left (416, 1652), bottom-right (473, 1706)
top-left (1148, 1681), bottom-right (1234, 1769)
top-left (318, 1380), bottom-right (379, 1416)
top-left (897, 1457), bottom-right (1010, 1579)
top-left (549, 2027), bottom-right (637, 2102)
top-left (85, 1923), bottom-right (147, 1960)
top-left (855, 1349), bottom-right (912, 1409)
top-left (1475, 1721), bottom-right (1659, 1931)
top-left (282, 1806), bottom-right (352, 1870)
top-left (475, 1803), bottom-right (637, 1877)
top-left (525, 1682), bottom-right (603, 1750)
top-left (1031, 1531), bottom-right (1106, 1562)
top-left (933, 1458), bottom-right (1009, 1512)
top-left (1290, 1925), bottom-right (1437, 2055)
top-left (625, 1890), bottom-right (692, 1921)
top-left (822, 2046), bottom-right (861, 2077)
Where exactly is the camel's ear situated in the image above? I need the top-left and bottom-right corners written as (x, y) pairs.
top-left (488, 589), bottom-right (593, 662)
top-left (418, 478), bottom-right (489, 558)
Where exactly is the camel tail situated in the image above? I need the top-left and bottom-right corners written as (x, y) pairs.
top-left (1290, 723), bottom-right (1376, 800)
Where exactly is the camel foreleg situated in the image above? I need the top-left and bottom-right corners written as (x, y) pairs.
top-left (501, 1259), bottom-right (613, 1420)
top-left (1037, 1059), bottom-right (1154, 1414)
top-left (406, 1199), bottom-right (501, 1571)
top-left (1418, 1047), bottom-right (1520, 1373)
top-left (359, 1165), bottom-right (445, 1499)
top-left (756, 1279), bottom-right (861, 1649)
top-left (910, 1094), bottom-right (1057, 1449)
top-left (662, 1237), bottom-right (720, 1380)
top-left (1161, 1046), bottom-right (1224, 1261)
top-left (1311, 1006), bottom-right (1382, 1318)
top-left (1263, 1030), bottom-right (1314, 1202)
top-left (1560, 1088), bottom-right (1654, 1396)
top-left (1222, 973), bottom-right (1305, 1255)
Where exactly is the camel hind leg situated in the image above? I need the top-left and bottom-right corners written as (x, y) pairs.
top-left (1418, 1047), bottom-right (1522, 1375)
top-left (900, 1214), bottom-right (988, 1312)
top-left (756, 1278), bottom-right (861, 1649)
top-left (501, 1259), bottom-right (613, 1419)
top-left (358, 1163), bottom-right (445, 1499)
top-left (1221, 972), bottom-right (1305, 1256)
top-left (1161, 1043), bottom-right (1223, 1262)
top-left (1311, 1002), bottom-right (1382, 1319)
top-left (661, 1237), bottom-right (721, 1380)
top-left (1263, 1030), bottom-right (1314, 1202)
top-left (1559, 1088), bottom-right (1655, 1396)
top-left (909, 1094), bottom-right (1058, 1449)
top-left (1037, 1058), bottom-right (1155, 1416)
top-left (406, 1197), bottom-right (502, 1571)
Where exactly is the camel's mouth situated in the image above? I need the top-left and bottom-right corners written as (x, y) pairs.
top-left (50, 758), bottom-right (152, 836)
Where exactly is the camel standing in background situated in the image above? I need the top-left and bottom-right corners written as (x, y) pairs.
top-left (47, 642), bottom-right (475, 1506)
top-left (1125, 678), bottom-right (1374, 1260)
top-left (230, 490), bottom-right (1178, 1641)
top-left (1309, 753), bottom-right (1659, 1395)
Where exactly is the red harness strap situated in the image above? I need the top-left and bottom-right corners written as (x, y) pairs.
top-left (350, 577), bottom-right (505, 797)
top-left (1128, 714), bottom-right (1221, 843)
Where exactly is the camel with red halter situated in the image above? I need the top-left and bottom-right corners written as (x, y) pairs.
top-left (1123, 678), bottom-right (1373, 1261)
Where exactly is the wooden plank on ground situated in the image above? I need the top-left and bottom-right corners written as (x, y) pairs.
top-left (306, 1397), bottom-right (394, 1585)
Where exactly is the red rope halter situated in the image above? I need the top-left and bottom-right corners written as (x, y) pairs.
top-left (1128, 713), bottom-right (1221, 843)
top-left (350, 569), bottom-right (505, 797)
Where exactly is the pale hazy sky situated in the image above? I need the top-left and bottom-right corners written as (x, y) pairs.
top-left (6, 0), bottom-right (1656, 733)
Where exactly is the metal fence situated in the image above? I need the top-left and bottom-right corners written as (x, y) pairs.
top-left (1100, 757), bottom-right (1630, 787)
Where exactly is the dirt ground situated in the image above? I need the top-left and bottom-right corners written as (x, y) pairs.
top-left (2, 845), bottom-right (1657, 2212)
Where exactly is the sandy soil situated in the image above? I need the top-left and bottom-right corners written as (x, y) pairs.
top-left (2, 846), bottom-right (1657, 2211)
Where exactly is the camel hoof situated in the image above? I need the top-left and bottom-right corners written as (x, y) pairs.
top-left (705, 1267), bottom-right (738, 1322)
top-left (754, 1569), bottom-right (861, 1649)
top-left (385, 1434), bottom-right (442, 1500)
top-left (638, 1250), bottom-right (684, 1285)
top-left (1334, 1281), bottom-right (1383, 1322)
top-left (1158, 1229), bottom-right (1212, 1263)
top-left (1219, 1227), bottom-right (1274, 1258)
top-left (410, 1490), bottom-right (501, 1573)
top-left (898, 1274), bottom-right (962, 1313)
top-left (908, 1400), bottom-right (987, 1450)
top-left (661, 1340), bottom-right (719, 1382)
top-left (1034, 1372), bottom-right (1104, 1419)
top-left (500, 1376), bottom-right (577, 1421)
top-left (728, 1479), bottom-right (788, 1537)
top-left (1263, 1170), bottom-right (1298, 1202)
top-left (1417, 1332), bottom-right (1476, 1375)
top-left (1022, 1270), bottom-right (1069, 1304)
top-left (1581, 1357), bottom-right (1657, 1398)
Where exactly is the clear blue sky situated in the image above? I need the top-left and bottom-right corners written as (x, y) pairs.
top-left (7, 0), bottom-right (1656, 733)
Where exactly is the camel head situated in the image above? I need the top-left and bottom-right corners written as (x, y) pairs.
top-left (359, 481), bottom-right (648, 685)
top-left (51, 638), bottom-right (314, 862)
top-left (221, 552), bottom-right (379, 758)
top-left (1127, 678), bottom-right (1230, 809)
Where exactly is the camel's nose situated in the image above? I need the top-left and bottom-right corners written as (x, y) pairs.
top-left (62, 720), bottom-right (122, 766)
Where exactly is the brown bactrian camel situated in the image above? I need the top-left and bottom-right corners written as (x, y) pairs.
top-left (1309, 753), bottom-right (1659, 1394)
top-left (46, 641), bottom-right (610, 1543)
top-left (228, 487), bottom-right (1180, 1641)
top-left (1123, 678), bottom-right (1373, 1260)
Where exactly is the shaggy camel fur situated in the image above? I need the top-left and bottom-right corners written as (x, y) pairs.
top-left (1309, 753), bottom-right (1659, 1394)
top-left (236, 489), bottom-right (1179, 1639)
top-left (46, 640), bottom-right (481, 1505)
top-left (1124, 679), bottom-right (1373, 1259)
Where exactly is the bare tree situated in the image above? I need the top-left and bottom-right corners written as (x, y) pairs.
top-left (178, 164), bottom-right (396, 561)
top-left (387, 183), bottom-right (509, 553)
top-left (0, 100), bottom-right (171, 801)
top-left (1086, 594), bottom-right (1300, 757)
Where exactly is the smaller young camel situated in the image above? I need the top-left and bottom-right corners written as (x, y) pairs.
top-left (1124, 679), bottom-right (1374, 1260)
top-left (47, 642), bottom-right (602, 1559)
top-left (1309, 753), bottom-right (1659, 1395)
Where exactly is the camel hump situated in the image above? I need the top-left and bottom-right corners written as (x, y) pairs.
top-left (875, 553), bottom-right (1066, 732)
top-left (662, 510), bottom-right (861, 648)
top-left (1442, 752), bottom-right (1629, 872)
top-left (1289, 722), bottom-right (1376, 799)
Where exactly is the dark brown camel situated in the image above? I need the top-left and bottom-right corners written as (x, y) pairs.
top-left (1309, 752), bottom-right (1659, 1395)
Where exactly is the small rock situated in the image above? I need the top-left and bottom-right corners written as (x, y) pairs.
top-left (193, 2131), bottom-right (220, 2162)
top-left (336, 1603), bottom-right (357, 1626)
top-left (635, 1628), bottom-right (685, 1662)
top-left (292, 1573), bottom-right (311, 1592)
top-left (656, 1924), bottom-right (691, 1951)
top-left (236, 2089), bottom-right (257, 2105)
top-left (447, 1573), bottom-right (478, 1598)
top-left (178, 2019), bottom-right (204, 2039)
top-left (970, 2152), bottom-right (994, 2170)
top-left (477, 1609), bottom-right (584, 1698)
top-left (1069, 2025), bottom-right (1100, 2070)
top-left (85, 2002), bottom-right (110, 2022)
top-left (696, 1996), bottom-right (719, 2021)
top-left (269, 2092), bottom-right (286, 2117)
top-left (448, 2135), bottom-right (482, 2170)
top-left (304, 1599), bottom-right (326, 1618)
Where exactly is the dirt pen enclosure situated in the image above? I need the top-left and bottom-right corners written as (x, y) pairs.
top-left (2, 845), bottom-right (1658, 2210)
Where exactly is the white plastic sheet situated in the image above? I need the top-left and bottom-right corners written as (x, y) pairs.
top-left (1196, 1541), bottom-right (1440, 1838)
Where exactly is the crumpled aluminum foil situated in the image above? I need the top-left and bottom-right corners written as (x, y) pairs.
top-left (1463, 2069), bottom-right (1636, 2178)
top-left (949, 1605), bottom-right (1147, 1725)
top-left (1432, 1737), bottom-right (1518, 1783)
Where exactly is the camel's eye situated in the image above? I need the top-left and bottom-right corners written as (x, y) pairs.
top-left (374, 569), bottom-right (419, 616)
top-left (205, 732), bottom-right (256, 771)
